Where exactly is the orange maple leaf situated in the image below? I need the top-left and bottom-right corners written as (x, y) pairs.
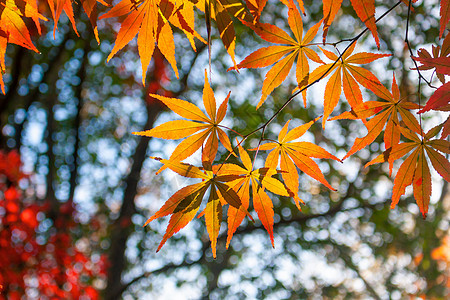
top-left (133, 70), bottom-right (234, 171)
top-left (47, 0), bottom-right (109, 42)
top-left (334, 74), bottom-right (420, 166)
top-left (322, 0), bottom-right (380, 48)
top-left (365, 125), bottom-right (450, 218)
top-left (11, 0), bottom-right (47, 35)
top-left (145, 158), bottom-right (248, 258)
top-left (196, 0), bottom-right (254, 70)
top-left (46, 0), bottom-right (79, 38)
top-left (0, 0), bottom-right (46, 93)
top-left (309, 42), bottom-right (391, 128)
top-left (255, 118), bottom-right (339, 209)
top-left (234, 0), bottom-right (323, 109)
top-left (81, 0), bottom-right (111, 44)
top-left (100, 0), bottom-right (204, 84)
top-left (0, 0), bottom-right (41, 53)
top-left (223, 145), bottom-right (290, 248)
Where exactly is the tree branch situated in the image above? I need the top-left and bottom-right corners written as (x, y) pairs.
top-left (240, 0), bottom-right (404, 155)
top-left (45, 89), bottom-right (57, 218)
top-left (68, 39), bottom-right (90, 202)
top-left (104, 100), bottom-right (163, 299)
top-left (13, 33), bottom-right (71, 150)
top-left (329, 241), bottom-right (382, 300)
top-left (115, 177), bottom-right (367, 296)
top-left (0, 46), bottom-right (26, 118)
top-left (110, 236), bottom-right (211, 298)
top-left (105, 42), bottom-right (208, 299)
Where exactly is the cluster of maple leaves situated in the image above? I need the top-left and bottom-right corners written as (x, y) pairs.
top-left (0, 150), bottom-right (107, 298)
top-left (1, 0), bottom-right (449, 256)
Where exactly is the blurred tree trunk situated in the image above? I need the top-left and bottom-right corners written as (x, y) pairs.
top-left (105, 99), bottom-right (163, 299)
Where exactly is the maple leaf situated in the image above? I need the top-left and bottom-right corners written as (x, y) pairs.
top-left (47, 0), bottom-right (110, 42)
top-left (412, 56), bottom-right (450, 78)
top-left (440, 0), bottom-right (450, 39)
top-left (133, 70), bottom-right (234, 171)
top-left (144, 158), bottom-right (248, 258)
top-left (46, 0), bottom-right (79, 38)
top-left (168, 0), bottom-right (204, 51)
top-left (309, 42), bottom-right (391, 128)
top-left (441, 116), bottom-right (450, 139)
top-left (242, 0), bottom-right (270, 22)
top-left (365, 125), bottom-right (450, 218)
top-left (223, 145), bottom-right (290, 248)
top-left (80, 0), bottom-right (111, 44)
top-left (0, 0), bottom-right (40, 53)
top-left (100, 0), bottom-right (205, 84)
top-left (412, 36), bottom-right (450, 114)
top-left (195, 0), bottom-right (253, 70)
top-left (0, 29), bottom-right (6, 93)
top-left (334, 74), bottom-right (420, 167)
top-left (417, 82), bottom-right (450, 114)
top-left (255, 117), bottom-right (338, 209)
top-left (12, 0), bottom-right (48, 35)
top-left (235, 0), bottom-right (323, 108)
top-left (412, 33), bottom-right (450, 83)
top-left (0, 0), bottom-right (46, 93)
top-left (322, 0), bottom-right (380, 48)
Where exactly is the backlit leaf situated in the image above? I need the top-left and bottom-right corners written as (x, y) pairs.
top-left (236, 2), bottom-right (323, 108)
top-left (391, 148), bottom-right (419, 209)
top-left (204, 188), bottom-right (222, 258)
top-left (413, 150), bottom-right (431, 218)
top-left (439, 0), bottom-right (450, 38)
top-left (251, 177), bottom-right (275, 247)
top-left (134, 71), bottom-right (235, 170)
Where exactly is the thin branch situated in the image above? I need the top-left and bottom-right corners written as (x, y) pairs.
top-left (116, 175), bottom-right (367, 296)
top-left (68, 39), bottom-right (90, 201)
top-left (238, 0), bottom-right (404, 158)
top-left (111, 242), bottom-right (210, 298)
top-left (0, 46), bottom-right (26, 118)
top-left (106, 42), bottom-right (210, 299)
top-left (45, 90), bottom-right (57, 218)
top-left (116, 200), bottom-right (373, 297)
top-left (13, 33), bottom-right (71, 150)
top-left (404, 0), bottom-right (436, 90)
top-left (230, 174), bottom-right (357, 237)
top-left (438, 177), bottom-right (448, 205)
top-left (329, 241), bottom-right (382, 300)
top-left (217, 2), bottom-right (403, 173)
top-left (404, 0), bottom-right (426, 138)
top-left (176, 43), bottom-right (207, 98)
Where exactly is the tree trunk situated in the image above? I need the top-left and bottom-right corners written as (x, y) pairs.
top-left (105, 101), bottom-right (163, 299)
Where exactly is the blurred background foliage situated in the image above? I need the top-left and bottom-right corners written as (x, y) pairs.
top-left (0, 0), bottom-right (449, 299)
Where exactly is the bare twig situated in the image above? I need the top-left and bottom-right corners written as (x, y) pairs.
top-left (330, 241), bottom-right (382, 300)
top-left (116, 174), bottom-right (367, 296)
top-left (217, 0), bottom-right (403, 168)
top-left (405, 0), bottom-right (426, 138)
top-left (68, 39), bottom-right (91, 201)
